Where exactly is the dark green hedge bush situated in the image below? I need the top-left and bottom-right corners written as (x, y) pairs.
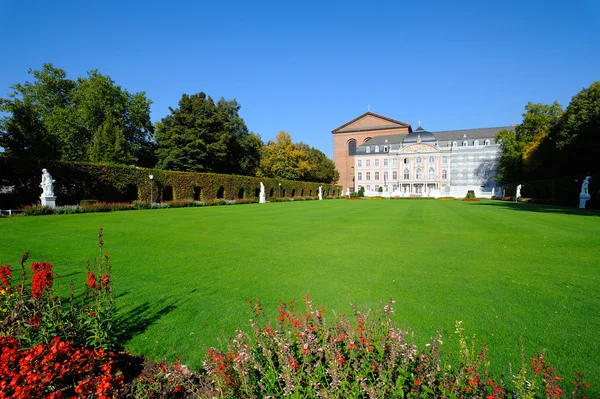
top-left (0, 157), bottom-right (342, 208)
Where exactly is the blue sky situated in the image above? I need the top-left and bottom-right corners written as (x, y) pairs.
top-left (2, 0), bottom-right (599, 157)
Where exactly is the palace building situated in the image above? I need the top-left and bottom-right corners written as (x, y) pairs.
top-left (332, 112), bottom-right (514, 198)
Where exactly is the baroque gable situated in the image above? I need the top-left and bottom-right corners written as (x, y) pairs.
top-left (332, 112), bottom-right (412, 134)
top-left (400, 143), bottom-right (439, 154)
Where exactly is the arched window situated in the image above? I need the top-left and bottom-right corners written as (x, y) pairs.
top-left (404, 169), bottom-right (409, 179)
top-left (363, 137), bottom-right (372, 143)
top-left (416, 168), bottom-right (422, 179)
top-left (474, 140), bottom-right (479, 146)
top-left (428, 156), bottom-right (435, 164)
top-left (383, 146), bottom-right (388, 152)
top-left (348, 140), bottom-right (357, 155)
top-left (429, 168), bottom-right (434, 179)
top-left (463, 140), bottom-right (468, 146)
top-left (442, 156), bottom-right (448, 164)
top-left (442, 169), bottom-right (447, 179)
top-left (366, 147), bottom-right (371, 153)
top-left (403, 158), bottom-right (409, 164)
top-left (374, 146), bottom-right (380, 153)
top-left (416, 157), bottom-right (422, 164)
top-left (452, 141), bottom-right (457, 148)
top-left (484, 139), bottom-right (490, 145)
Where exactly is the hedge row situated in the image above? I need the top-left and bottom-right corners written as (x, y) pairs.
top-left (0, 158), bottom-right (342, 208)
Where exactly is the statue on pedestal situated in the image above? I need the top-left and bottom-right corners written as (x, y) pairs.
top-left (318, 186), bottom-right (323, 200)
top-left (579, 176), bottom-right (591, 209)
top-left (40, 169), bottom-right (57, 208)
top-left (259, 182), bottom-right (266, 203)
top-left (346, 188), bottom-right (350, 197)
top-left (515, 184), bottom-right (522, 202)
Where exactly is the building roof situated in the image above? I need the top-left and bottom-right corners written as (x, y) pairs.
top-left (432, 126), bottom-right (515, 141)
top-left (332, 112), bottom-right (412, 134)
top-left (403, 126), bottom-right (437, 144)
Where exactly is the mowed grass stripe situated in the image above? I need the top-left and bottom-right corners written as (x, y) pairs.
top-left (0, 200), bottom-right (598, 386)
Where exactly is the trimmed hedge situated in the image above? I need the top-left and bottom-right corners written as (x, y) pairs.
top-left (0, 158), bottom-right (342, 208)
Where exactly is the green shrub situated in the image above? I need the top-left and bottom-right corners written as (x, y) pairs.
top-left (80, 199), bottom-right (98, 206)
top-left (466, 190), bottom-right (476, 199)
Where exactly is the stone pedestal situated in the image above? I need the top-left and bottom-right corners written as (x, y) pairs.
top-left (579, 194), bottom-right (591, 209)
top-left (259, 194), bottom-right (266, 204)
top-left (41, 196), bottom-right (57, 208)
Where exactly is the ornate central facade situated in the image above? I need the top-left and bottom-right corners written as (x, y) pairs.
top-left (332, 112), bottom-right (514, 198)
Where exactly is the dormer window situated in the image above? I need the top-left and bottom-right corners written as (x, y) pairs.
top-left (474, 140), bottom-right (479, 146)
top-left (484, 139), bottom-right (490, 145)
top-left (375, 146), bottom-right (380, 153)
top-left (383, 146), bottom-right (388, 152)
top-left (463, 140), bottom-right (468, 147)
top-left (452, 141), bottom-right (457, 147)
top-left (366, 147), bottom-right (371, 153)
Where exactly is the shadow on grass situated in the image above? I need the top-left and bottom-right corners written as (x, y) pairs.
top-left (114, 300), bottom-right (179, 344)
top-left (470, 200), bottom-right (600, 216)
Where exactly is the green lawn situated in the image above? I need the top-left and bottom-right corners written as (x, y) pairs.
top-left (1, 199), bottom-right (599, 385)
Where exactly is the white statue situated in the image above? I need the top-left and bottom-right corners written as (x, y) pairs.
top-left (346, 188), bottom-right (350, 197)
top-left (579, 176), bottom-right (591, 209)
top-left (491, 187), bottom-right (495, 197)
top-left (515, 184), bottom-right (522, 201)
top-left (318, 186), bottom-right (323, 200)
top-left (259, 182), bottom-right (266, 203)
top-left (40, 169), bottom-right (55, 197)
top-left (580, 176), bottom-right (591, 196)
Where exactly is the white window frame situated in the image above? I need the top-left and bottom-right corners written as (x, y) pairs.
top-left (366, 172), bottom-right (371, 180)
top-left (366, 159), bottom-right (371, 167)
top-left (375, 159), bottom-right (380, 167)
top-left (374, 172), bottom-right (380, 181)
top-left (393, 170), bottom-right (398, 180)
top-left (383, 159), bottom-right (388, 166)
top-left (357, 160), bottom-right (362, 168)
top-left (357, 172), bottom-right (362, 181)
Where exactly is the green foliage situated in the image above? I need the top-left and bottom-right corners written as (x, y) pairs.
top-left (465, 190), bottom-right (476, 199)
top-left (258, 131), bottom-right (338, 183)
top-left (495, 102), bottom-right (563, 184)
top-left (296, 142), bottom-right (340, 183)
top-left (258, 130), bottom-right (311, 180)
top-left (0, 63), bottom-right (154, 165)
top-left (541, 81), bottom-right (600, 177)
top-left (155, 93), bottom-right (262, 175)
top-left (0, 157), bottom-right (341, 208)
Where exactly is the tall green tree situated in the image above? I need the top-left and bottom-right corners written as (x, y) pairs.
top-left (258, 131), bottom-right (311, 181)
top-left (495, 101), bottom-right (563, 183)
top-left (296, 142), bottom-right (339, 183)
top-left (155, 92), bottom-right (261, 175)
top-left (0, 63), bottom-right (154, 165)
top-left (541, 81), bottom-right (600, 177)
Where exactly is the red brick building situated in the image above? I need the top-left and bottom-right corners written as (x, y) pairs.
top-left (332, 112), bottom-right (413, 192)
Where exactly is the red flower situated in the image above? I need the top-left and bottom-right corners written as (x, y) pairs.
top-left (101, 274), bottom-right (110, 289)
top-left (87, 271), bottom-right (97, 289)
top-left (414, 380), bottom-right (421, 386)
top-left (30, 262), bottom-right (53, 298)
top-left (0, 264), bottom-right (11, 289)
top-left (28, 315), bottom-right (40, 328)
